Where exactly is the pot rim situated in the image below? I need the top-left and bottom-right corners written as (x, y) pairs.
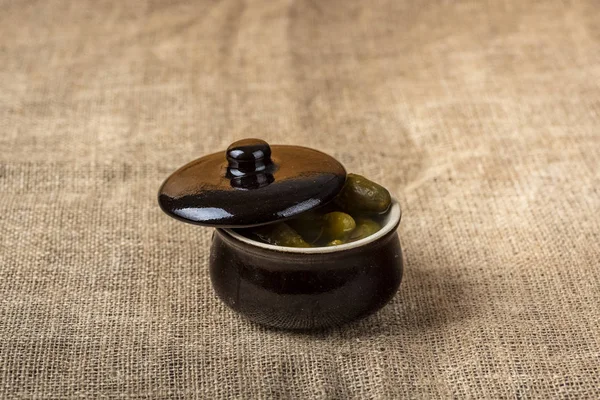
top-left (222, 198), bottom-right (401, 254)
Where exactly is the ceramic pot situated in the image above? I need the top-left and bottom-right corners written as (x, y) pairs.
top-left (209, 200), bottom-right (403, 330)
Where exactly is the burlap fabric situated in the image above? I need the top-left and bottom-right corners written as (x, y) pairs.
top-left (1, 0), bottom-right (599, 398)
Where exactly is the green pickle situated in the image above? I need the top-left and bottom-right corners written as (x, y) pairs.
top-left (322, 211), bottom-right (356, 241)
top-left (349, 218), bottom-right (381, 241)
top-left (286, 211), bottom-right (324, 244)
top-left (334, 173), bottom-right (391, 214)
top-left (241, 172), bottom-right (391, 247)
top-left (251, 223), bottom-right (311, 248)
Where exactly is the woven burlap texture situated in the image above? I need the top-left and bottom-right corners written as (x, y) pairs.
top-left (1, 0), bottom-right (599, 398)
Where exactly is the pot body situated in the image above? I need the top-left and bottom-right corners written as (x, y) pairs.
top-left (209, 227), bottom-right (403, 330)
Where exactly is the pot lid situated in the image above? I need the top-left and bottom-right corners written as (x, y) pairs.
top-left (158, 138), bottom-right (346, 227)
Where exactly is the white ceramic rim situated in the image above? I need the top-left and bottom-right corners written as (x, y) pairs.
top-left (223, 198), bottom-right (401, 254)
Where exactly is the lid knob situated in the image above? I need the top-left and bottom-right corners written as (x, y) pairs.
top-left (226, 138), bottom-right (273, 176)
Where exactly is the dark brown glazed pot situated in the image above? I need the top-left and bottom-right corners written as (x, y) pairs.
top-left (209, 200), bottom-right (403, 330)
top-left (157, 139), bottom-right (404, 330)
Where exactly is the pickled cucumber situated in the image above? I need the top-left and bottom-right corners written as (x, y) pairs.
top-left (251, 223), bottom-right (311, 247)
top-left (349, 218), bottom-right (381, 241)
top-left (334, 173), bottom-right (391, 214)
top-left (286, 211), bottom-right (324, 244)
top-left (322, 211), bottom-right (356, 241)
top-left (239, 172), bottom-right (391, 247)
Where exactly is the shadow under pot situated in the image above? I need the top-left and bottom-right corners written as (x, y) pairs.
top-left (210, 200), bottom-right (402, 330)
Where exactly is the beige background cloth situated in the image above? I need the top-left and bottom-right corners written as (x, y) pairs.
top-left (1, 0), bottom-right (599, 398)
